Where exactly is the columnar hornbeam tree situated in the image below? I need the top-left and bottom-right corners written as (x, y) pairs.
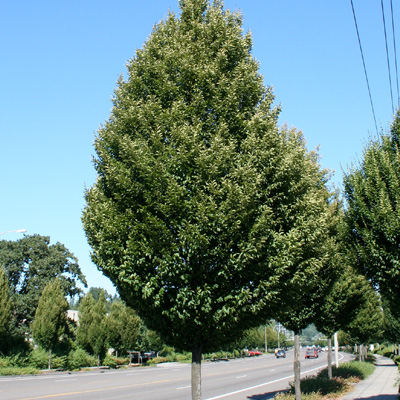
top-left (344, 111), bottom-right (400, 322)
top-left (82, 1), bottom-right (336, 398)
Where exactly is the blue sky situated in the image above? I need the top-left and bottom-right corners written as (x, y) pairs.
top-left (1, 1), bottom-right (397, 295)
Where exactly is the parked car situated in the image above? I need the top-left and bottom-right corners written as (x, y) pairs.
top-left (305, 348), bottom-right (318, 359)
top-left (275, 349), bottom-right (286, 358)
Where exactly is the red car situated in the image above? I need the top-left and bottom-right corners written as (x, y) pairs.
top-left (247, 350), bottom-right (262, 356)
top-left (305, 348), bottom-right (318, 359)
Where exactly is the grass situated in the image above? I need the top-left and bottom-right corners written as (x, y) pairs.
top-left (0, 366), bottom-right (39, 376)
top-left (273, 359), bottom-right (376, 400)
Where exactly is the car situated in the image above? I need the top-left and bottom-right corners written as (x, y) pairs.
top-left (247, 350), bottom-right (262, 356)
top-left (305, 348), bottom-right (318, 359)
top-left (275, 349), bottom-right (286, 358)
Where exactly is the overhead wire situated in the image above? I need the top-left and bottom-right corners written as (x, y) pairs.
top-left (350, 0), bottom-right (379, 136)
top-left (390, 0), bottom-right (399, 109)
top-left (381, 0), bottom-right (395, 114)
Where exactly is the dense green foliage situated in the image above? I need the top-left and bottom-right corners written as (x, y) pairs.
top-left (83, 0), bottom-right (336, 359)
top-left (107, 300), bottom-right (141, 355)
top-left (314, 266), bottom-right (371, 338)
top-left (344, 111), bottom-right (400, 321)
top-left (31, 279), bottom-right (69, 355)
top-left (0, 267), bottom-right (13, 352)
top-left (343, 287), bottom-right (384, 345)
top-left (0, 234), bottom-right (87, 331)
top-left (89, 290), bottom-right (109, 364)
top-left (76, 293), bottom-right (95, 353)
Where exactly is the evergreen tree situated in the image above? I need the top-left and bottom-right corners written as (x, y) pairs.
top-left (82, 1), bottom-right (336, 397)
top-left (31, 278), bottom-right (68, 369)
top-left (88, 290), bottom-right (109, 366)
top-left (107, 300), bottom-right (140, 356)
top-left (0, 267), bottom-right (13, 353)
top-left (76, 293), bottom-right (95, 353)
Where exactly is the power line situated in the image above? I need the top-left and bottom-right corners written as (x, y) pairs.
top-left (390, 0), bottom-right (399, 109)
top-left (381, 0), bottom-right (395, 114)
top-left (350, 0), bottom-right (379, 136)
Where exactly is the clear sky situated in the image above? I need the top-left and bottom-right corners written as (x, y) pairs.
top-left (1, 1), bottom-right (397, 295)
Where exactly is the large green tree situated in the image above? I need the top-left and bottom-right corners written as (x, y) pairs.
top-left (344, 111), bottom-right (400, 321)
top-left (82, 1), bottom-right (335, 398)
top-left (31, 278), bottom-right (69, 369)
top-left (0, 234), bottom-right (87, 331)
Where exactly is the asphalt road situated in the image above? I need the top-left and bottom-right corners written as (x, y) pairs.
top-left (0, 350), bottom-right (352, 400)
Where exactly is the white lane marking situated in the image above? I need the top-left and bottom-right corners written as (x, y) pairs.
top-left (177, 385), bottom-right (191, 390)
top-left (236, 375), bottom-right (247, 379)
top-left (54, 379), bottom-right (77, 382)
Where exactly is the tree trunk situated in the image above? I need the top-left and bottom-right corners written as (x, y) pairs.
top-left (334, 331), bottom-right (339, 368)
top-left (48, 349), bottom-right (52, 370)
top-left (327, 337), bottom-right (332, 379)
top-left (294, 332), bottom-right (301, 400)
top-left (359, 344), bottom-right (362, 362)
top-left (97, 354), bottom-right (100, 368)
top-left (191, 346), bottom-right (202, 400)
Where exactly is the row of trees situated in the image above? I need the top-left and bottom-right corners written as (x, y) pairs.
top-left (80, 1), bottom-right (400, 399)
top-left (0, 261), bottom-right (165, 369)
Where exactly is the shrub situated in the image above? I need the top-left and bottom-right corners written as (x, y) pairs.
top-left (0, 357), bottom-right (11, 368)
top-left (103, 354), bottom-right (117, 368)
top-left (290, 375), bottom-right (348, 396)
top-left (146, 357), bottom-right (168, 366)
top-left (67, 348), bottom-right (97, 370)
top-left (29, 348), bottom-right (51, 369)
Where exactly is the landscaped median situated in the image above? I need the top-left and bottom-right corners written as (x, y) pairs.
top-left (273, 359), bottom-right (376, 400)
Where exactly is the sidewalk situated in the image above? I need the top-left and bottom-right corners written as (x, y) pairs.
top-left (341, 355), bottom-right (399, 400)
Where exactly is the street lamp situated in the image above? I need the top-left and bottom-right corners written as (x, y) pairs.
top-left (0, 229), bottom-right (27, 235)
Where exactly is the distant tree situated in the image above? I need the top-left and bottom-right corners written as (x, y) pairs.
top-left (31, 279), bottom-right (68, 369)
top-left (136, 322), bottom-right (165, 355)
top-left (88, 290), bottom-right (108, 366)
top-left (0, 234), bottom-right (87, 331)
top-left (314, 267), bottom-right (371, 378)
top-left (344, 111), bottom-right (400, 322)
top-left (381, 298), bottom-right (400, 343)
top-left (82, 1), bottom-right (336, 398)
top-left (344, 287), bottom-right (384, 359)
top-left (76, 293), bottom-right (95, 353)
top-left (273, 191), bottom-right (341, 399)
top-left (107, 300), bottom-right (141, 357)
top-left (0, 267), bottom-right (13, 353)
top-left (238, 324), bottom-right (284, 351)
top-left (87, 287), bottom-right (116, 312)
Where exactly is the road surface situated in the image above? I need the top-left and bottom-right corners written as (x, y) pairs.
top-left (0, 350), bottom-right (352, 400)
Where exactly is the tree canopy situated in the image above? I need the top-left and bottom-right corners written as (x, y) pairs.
top-left (0, 267), bottom-right (13, 352)
top-left (31, 278), bottom-right (68, 368)
top-left (344, 111), bottom-right (400, 321)
top-left (0, 234), bottom-right (87, 331)
top-left (82, 0), bottom-right (337, 397)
